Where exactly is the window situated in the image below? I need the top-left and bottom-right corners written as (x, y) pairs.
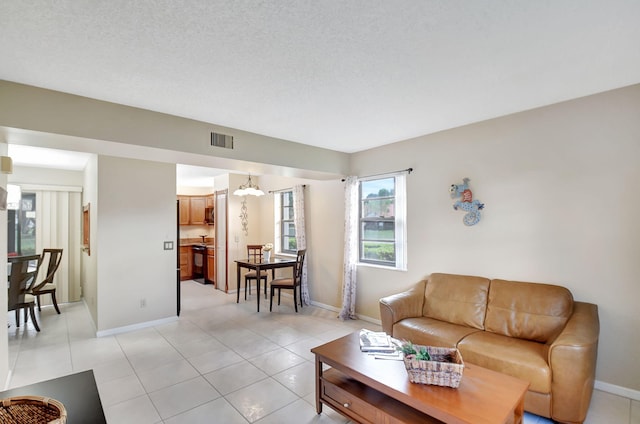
top-left (276, 190), bottom-right (297, 254)
top-left (7, 190), bottom-right (37, 256)
top-left (358, 174), bottom-right (406, 269)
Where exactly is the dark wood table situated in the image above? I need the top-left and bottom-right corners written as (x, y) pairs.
top-left (235, 257), bottom-right (297, 312)
top-left (0, 370), bottom-right (106, 423)
top-left (311, 332), bottom-right (529, 424)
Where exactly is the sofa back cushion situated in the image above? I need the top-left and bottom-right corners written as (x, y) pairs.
top-left (423, 273), bottom-right (490, 330)
top-left (485, 279), bottom-right (574, 343)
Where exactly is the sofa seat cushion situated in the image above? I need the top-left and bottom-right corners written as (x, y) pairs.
top-left (457, 331), bottom-right (551, 393)
top-left (393, 317), bottom-right (481, 348)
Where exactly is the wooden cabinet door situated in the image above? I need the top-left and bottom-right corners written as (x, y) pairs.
top-left (207, 248), bottom-right (215, 283)
top-left (190, 197), bottom-right (206, 224)
top-left (206, 194), bottom-right (215, 208)
top-left (178, 196), bottom-right (190, 226)
top-left (180, 246), bottom-right (192, 280)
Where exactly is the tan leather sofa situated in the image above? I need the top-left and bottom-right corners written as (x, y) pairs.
top-left (379, 273), bottom-right (599, 424)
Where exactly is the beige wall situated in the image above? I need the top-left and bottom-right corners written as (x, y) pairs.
top-left (96, 156), bottom-right (177, 331)
top-left (82, 156), bottom-right (99, 325)
top-left (350, 84), bottom-right (640, 392)
top-left (0, 80), bottom-right (349, 179)
top-left (9, 166), bottom-right (84, 187)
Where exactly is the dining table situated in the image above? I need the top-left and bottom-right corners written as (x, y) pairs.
top-left (235, 257), bottom-right (297, 312)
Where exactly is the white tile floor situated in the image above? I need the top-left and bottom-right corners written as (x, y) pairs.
top-left (7, 281), bottom-right (639, 423)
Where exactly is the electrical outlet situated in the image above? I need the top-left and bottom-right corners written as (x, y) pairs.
top-left (235, 235), bottom-right (240, 243)
top-left (140, 298), bottom-right (146, 308)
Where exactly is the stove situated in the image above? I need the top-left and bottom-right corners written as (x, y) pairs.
top-left (192, 244), bottom-right (208, 283)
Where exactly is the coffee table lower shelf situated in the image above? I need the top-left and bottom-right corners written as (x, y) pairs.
top-left (320, 368), bottom-right (443, 424)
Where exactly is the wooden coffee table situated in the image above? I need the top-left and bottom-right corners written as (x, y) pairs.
top-left (311, 332), bottom-right (529, 424)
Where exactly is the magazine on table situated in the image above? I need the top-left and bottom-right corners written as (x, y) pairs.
top-left (359, 329), bottom-right (397, 353)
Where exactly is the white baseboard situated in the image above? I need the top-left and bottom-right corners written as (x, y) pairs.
top-left (308, 300), bottom-right (382, 325)
top-left (96, 316), bottom-right (178, 338)
top-left (81, 294), bottom-right (178, 338)
top-left (309, 300), bottom-right (339, 313)
top-left (595, 380), bottom-right (640, 401)
top-left (354, 314), bottom-right (382, 325)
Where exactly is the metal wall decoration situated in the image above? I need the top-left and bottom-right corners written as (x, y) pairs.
top-left (450, 178), bottom-right (484, 226)
top-left (239, 199), bottom-right (249, 236)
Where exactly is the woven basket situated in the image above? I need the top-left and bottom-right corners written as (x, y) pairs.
top-left (0, 396), bottom-right (67, 423)
top-left (403, 345), bottom-right (464, 388)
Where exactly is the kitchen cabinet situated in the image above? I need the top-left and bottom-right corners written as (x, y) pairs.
top-left (179, 245), bottom-right (192, 280)
top-left (189, 197), bottom-right (206, 224)
top-left (178, 196), bottom-right (190, 226)
top-left (177, 195), bottom-right (211, 225)
top-left (206, 194), bottom-right (214, 208)
top-left (206, 247), bottom-right (215, 285)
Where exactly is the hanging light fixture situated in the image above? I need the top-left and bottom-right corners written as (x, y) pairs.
top-left (233, 174), bottom-right (265, 196)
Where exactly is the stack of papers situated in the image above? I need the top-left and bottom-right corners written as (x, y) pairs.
top-left (359, 329), bottom-right (397, 353)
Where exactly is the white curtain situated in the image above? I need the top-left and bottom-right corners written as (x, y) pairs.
top-left (34, 189), bottom-right (82, 304)
top-left (293, 185), bottom-right (309, 305)
top-left (339, 176), bottom-right (358, 320)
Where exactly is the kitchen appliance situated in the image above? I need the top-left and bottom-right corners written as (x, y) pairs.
top-left (205, 207), bottom-right (214, 225)
top-left (192, 244), bottom-right (206, 282)
top-left (192, 235), bottom-right (210, 284)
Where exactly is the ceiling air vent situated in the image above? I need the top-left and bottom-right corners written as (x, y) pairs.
top-left (211, 132), bottom-right (234, 149)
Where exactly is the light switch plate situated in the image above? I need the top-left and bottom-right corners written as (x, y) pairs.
top-left (163, 241), bottom-right (174, 250)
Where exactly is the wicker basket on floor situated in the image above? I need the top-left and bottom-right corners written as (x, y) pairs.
top-left (403, 345), bottom-right (465, 388)
top-left (0, 396), bottom-right (67, 423)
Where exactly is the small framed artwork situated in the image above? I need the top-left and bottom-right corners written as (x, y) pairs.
top-left (83, 203), bottom-right (91, 256)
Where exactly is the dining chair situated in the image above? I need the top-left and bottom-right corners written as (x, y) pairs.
top-left (244, 244), bottom-right (268, 299)
top-left (8, 254), bottom-right (42, 332)
top-left (269, 249), bottom-right (306, 312)
top-left (30, 248), bottom-right (63, 314)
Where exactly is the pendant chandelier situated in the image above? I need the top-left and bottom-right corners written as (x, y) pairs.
top-left (233, 174), bottom-right (264, 196)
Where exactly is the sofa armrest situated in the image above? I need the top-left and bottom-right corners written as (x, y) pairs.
top-left (548, 301), bottom-right (599, 424)
top-left (379, 280), bottom-right (426, 336)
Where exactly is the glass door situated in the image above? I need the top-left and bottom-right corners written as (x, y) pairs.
top-left (7, 191), bottom-right (36, 257)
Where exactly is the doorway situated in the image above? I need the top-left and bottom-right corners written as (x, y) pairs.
top-left (215, 189), bottom-right (228, 292)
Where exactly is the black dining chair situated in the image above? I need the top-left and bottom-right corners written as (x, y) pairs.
top-left (244, 244), bottom-right (269, 299)
top-left (30, 248), bottom-right (63, 314)
top-left (269, 249), bottom-right (306, 312)
top-left (8, 254), bottom-right (42, 332)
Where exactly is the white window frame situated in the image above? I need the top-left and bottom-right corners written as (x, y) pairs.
top-left (273, 190), bottom-right (296, 256)
top-left (358, 172), bottom-right (407, 270)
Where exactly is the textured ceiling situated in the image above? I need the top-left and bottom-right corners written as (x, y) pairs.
top-left (1, 1), bottom-right (639, 153)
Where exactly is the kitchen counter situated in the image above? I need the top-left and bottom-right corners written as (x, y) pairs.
top-left (179, 237), bottom-right (214, 248)
top-left (180, 243), bottom-right (215, 249)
